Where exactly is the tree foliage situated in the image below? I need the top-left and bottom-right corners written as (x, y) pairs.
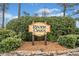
top-left (6, 16), bottom-right (76, 41)
top-left (58, 3), bottom-right (78, 16)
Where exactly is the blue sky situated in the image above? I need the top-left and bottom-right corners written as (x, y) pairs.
top-left (0, 3), bottom-right (79, 27)
top-left (1, 3), bottom-right (79, 18)
top-left (6, 3), bottom-right (79, 17)
top-left (8, 3), bottom-right (62, 16)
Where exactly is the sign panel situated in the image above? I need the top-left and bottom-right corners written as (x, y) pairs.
top-left (29, 22), bottom-right (50, 36)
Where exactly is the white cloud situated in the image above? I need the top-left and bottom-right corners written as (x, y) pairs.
top-left (76, 21), bottom-right (79, 28)
top-left (0, 12), bottom-right (14, 20)
top-left (36, 8), bottom-right (60, 14)
top-left (48, 12), bottom-right (63, 16)
top-left (0, 12), bottom-right (12, 18)
top-left (0, 12), bottom-right (18, 27)
top-left (12, 15), bottom-right (18, 19)
top-left (36, 8), bottom-right (52, 14)
top-left (74, 9), bottom-right (77, 12)
top-left (35, 8), bottom-right (63, 17)
top-left (50, 8), bottom-right (61, 12)
top-left (37, 12), bottom-right (63, 17)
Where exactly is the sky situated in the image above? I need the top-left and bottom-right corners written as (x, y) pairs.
top-left (7, 3), bottom-right (79, 16)
top-left (8, 3), bottom-right (62, 16)
top-left (0, 3), bottom-right (79, 27)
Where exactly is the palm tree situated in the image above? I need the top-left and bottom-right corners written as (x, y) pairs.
top-left (58, 3), bottom-right (77, 17)
top-left (63, 3), bottom-right (66, 16)
top-left (73, 4), bottom-right (79, 15)
top-left (34, 13), bottom-right (38, 17)
top-left (23, 11), bottom-right (30, 16)
top-left (2, 4), bottom-right (5, 28)
top-left (74, 10), bottom-right (79, 15)
top-left (18, 3), bottom-right (21, 19)
top-left (0, 3), bottom-right (8, 28)
top-left (68, 4), bottom-right (79, 16)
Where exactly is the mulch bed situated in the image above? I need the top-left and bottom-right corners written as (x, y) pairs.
top-left (17, 41), bottom-right (69, 52)
top-left (0, 41), bottom-right (78, 56)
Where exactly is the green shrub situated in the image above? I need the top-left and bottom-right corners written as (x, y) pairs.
top-left (75, 35), bottom-right (79, 46)
top-left (0, 29), bottom-right (16, 42)
top-left (6, 16), bottom-right (76, 41)
top-left (75, 28), bottom-right (79, 34)
top-left (47, 33), bottom-right (58, 41)
top-left (57, 34), bottom-right (77, 48)
top-left (21, 31), bottom-right (32, 41)
top-left (0, 37), bottom-right (22, 53)
top-left (76, 39), bottom-right (79, 46)
top-left (0, 29), bottom-right (22, 53)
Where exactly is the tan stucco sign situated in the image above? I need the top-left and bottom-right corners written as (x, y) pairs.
top-left (29, 22), bottom-right (50, 36)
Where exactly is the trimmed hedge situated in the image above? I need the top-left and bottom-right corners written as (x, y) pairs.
top-left (6, 16), bottom-right (76, 41)
top-left (57, 34), bottom-right (79, 48)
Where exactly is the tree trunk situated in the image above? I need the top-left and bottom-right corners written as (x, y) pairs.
top-left (2, 3), bottom-right (5, 28)
top-left (63, 3), bottom-right (66, 17)
top-left (18, 3), bottom-right (21, 19)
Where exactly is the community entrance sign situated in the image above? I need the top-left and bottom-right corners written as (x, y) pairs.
top-left (29, 22), bottom-right (50, 45)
